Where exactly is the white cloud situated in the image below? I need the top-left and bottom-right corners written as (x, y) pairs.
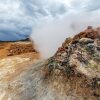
top-left (0, 0), bottom-right (100, 41)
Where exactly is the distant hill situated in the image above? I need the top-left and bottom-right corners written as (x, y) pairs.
top-left (0, 37), bottom-right (30, 42)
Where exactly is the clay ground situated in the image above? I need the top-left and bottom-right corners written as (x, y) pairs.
top-left (0, 54), bottom-right (44, 100)
top-left (0, 41), bottom-right (42, 100)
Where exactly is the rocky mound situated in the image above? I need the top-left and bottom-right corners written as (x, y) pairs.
top-left (43, 26), bottom-right (100, 100)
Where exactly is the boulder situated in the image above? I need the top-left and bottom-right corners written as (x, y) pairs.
top-left (79, 38), bottom-right (94, 44)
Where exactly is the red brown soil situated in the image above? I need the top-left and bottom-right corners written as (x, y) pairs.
top-left (0, 41), bottom-right (40, 59)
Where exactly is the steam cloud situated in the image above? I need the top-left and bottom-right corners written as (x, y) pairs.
top-left (31, 9), bottom-right (100, 58)
top-left (31, 0), bottom-right (100, 58)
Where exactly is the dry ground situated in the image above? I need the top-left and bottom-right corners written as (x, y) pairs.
top-left (0, 41), bottom-right (41, 100)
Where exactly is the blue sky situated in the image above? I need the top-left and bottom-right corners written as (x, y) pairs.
top-left (0, 0), bottom-right (100, 41)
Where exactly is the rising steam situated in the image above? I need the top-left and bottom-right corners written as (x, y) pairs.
top-left (31, 11), bottom-right (100, 58)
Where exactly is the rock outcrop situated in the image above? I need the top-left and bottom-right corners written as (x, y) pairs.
top-left (43, 26), bottom-right (100, 100)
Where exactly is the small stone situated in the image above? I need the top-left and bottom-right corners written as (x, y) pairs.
top-left (85, 43), bottom-right (95, 54)
top-left (54, 69), bottom-right (61, 75)
top-left (87, 26), bottom-right (93, 29)
top-left (97, 46), bottom-right (100, 51)
top-left (88, 60), bottom-right (97, 68)
top-left (87, 43), bottom-right (95, 49)
top-left (79, 38), bottom-right (94, 44)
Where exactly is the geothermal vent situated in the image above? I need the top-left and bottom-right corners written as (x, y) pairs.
top-left (0, 26), bottom-right (100, 100)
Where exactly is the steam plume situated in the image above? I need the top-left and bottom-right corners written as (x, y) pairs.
top-left (31, 11), bottom-right (100, 58)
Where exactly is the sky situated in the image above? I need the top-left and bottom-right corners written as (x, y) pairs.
top-left (0, 0), bottom-right (100, 41)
